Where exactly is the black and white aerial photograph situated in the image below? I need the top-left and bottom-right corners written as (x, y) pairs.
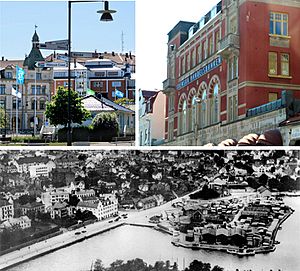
top-left (0, 149), bottom-right (299, 271)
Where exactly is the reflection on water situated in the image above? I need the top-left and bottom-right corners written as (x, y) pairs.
top-left (8, 198), bottom-right (300, 271)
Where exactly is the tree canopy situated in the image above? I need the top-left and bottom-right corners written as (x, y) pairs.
top-left (45, 86), bottom-right (90, 127)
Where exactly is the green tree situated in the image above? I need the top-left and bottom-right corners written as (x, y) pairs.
top-left (93, 259), bottom-right (105, 271)
top-left (0, 107), bottom-right (9, 129)
top-left (115, 98), bottom-right (134, 106)
top-left (45, 86), bottom-right (90, 127)
top-left (92, 112), bottom-right (119, 132)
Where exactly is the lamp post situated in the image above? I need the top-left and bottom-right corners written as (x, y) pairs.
top-left (67, 0), bottom-right (116, 146)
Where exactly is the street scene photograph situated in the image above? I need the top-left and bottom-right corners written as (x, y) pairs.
top-left (138, 0), bottom-right (300, 146)
top-left (0, 149), bottom-right (299, 271)
top-left (0, 0), bottom-right (135, 146)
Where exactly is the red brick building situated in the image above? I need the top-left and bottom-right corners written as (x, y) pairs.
top-left (163, 0), bottom-right (300, 145)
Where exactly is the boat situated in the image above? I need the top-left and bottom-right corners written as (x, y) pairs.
top-left (227, 247), bottom-right (256, 256)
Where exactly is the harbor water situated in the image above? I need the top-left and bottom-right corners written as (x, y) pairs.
top-left (6, 197), bottom-right (300, 271)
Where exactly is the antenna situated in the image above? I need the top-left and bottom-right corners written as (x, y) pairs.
top-left (121, 31), bottom-right (124, 53)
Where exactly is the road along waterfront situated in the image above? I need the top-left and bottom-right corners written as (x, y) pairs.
top-left (3, 197), bottom-right (299, 271)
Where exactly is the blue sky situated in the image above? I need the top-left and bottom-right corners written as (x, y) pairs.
top-left (0, 0), bottom-right (135, 60)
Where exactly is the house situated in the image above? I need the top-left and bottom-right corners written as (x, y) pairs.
top-left (77, 194), bottom-right (118, 220)
top-left (81, 95), bottom-right (135, 136)
top-left (47, 202), bottom-right (74, 219)
top-left (41, 190), bottom-right (70, 208)
top-left (136, 196), bottom-right (157, 210)
top-left (0, 216), bottom-right (31, 230)
top-left (20, 201), bottom-right (45, 216)
top-left (257, 186), bottom-right (272, 198)
top-left (0, 199), bottom-right (14, 221)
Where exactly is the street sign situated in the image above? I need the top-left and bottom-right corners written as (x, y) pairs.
top-left (57, 54), bottom-right (70, 62)
top-left (45, 39), bottom-right (68, 46)
top-left (35, 62), bottom-right (68, 68)
top-left (37, 43), bottom-right (68, 51)
top-left (71, 51), bottom-right (99, 58)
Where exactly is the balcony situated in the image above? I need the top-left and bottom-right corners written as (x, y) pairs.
top-left (162, 78), bottom-right (176, 93)
top-left (218, 33), bottom-right (240, 58)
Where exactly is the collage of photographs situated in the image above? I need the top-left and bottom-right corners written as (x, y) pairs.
top-left (0, 0), bottom-right (299, 270)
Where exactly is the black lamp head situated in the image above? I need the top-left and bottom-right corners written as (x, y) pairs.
top-left (97, 1), bottom-right (116, 22)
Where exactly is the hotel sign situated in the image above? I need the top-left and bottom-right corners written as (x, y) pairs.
top-left (176, 56), bottom-right (222, 90)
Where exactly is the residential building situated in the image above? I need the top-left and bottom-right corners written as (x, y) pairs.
top-left (0, 199), bottom-right (14, 221)
top-left (76, 194), bottom-right (118, 220)
top-left (0, 216), bottom-right (31, 230)
top-left (139, 90), bottom-right (166, 146)
top-left (162, 0), bottom-right (300, 145)
top-left (41, 190), bottom-right (70, 208)
top-left (82, 95), bottom-right (135, 136)
top-left (20, 201), bottom-right (45, 216)
top-left (46, 202), bottom-right (74, 220)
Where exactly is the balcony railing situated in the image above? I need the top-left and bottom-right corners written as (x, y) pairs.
top-left (218, 33), bottom-right (240, 57)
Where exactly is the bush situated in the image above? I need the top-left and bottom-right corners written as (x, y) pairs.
top-left (90, 112), bottom-right (119, 141)
top-left (57, 126), bottom-right (90, 142)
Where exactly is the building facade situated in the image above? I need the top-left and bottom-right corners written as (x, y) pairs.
top-left (163, 0), bottom-right (300, 145)
top-left (0, 199), bottom-right (14, 221)
top-left (139, 90), bottom-right (166, 146)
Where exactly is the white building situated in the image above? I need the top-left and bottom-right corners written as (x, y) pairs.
top-left (0, 199), bottom-right (14, 221)
top-left (41, 190), bottom-right (70, 208)
top-left (0, 216), bottom-right (31, 230)
top-left (77, 194), bottom-right (118, 220)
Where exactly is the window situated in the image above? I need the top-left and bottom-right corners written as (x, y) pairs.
top-left (31, 99), bottom-right (37, 110)
top-left (215, 31), bottom-right (220, 52)
top-left (93, 82), bottom-right (103, 88)
top-left (211, 84), bottom-right (219, 124)
top-left (197, 44), bottom-right (202, 63)
top-left (270, 12), bottom-right (288, 36)
top-left (168, 95), bottom-right (175, 113)
top-left (112, 81), bottom-right (121, 87)
top-left (42, 85), bottom-right (46, 94)
top-left (187, 52), bottom-right (190, 71)
top-left (281, 53), bottom-right (289, 76)
top-left (201, 90), bottom-right (207, 128)
top-left (228, 56), bottom-right (238, 81)
top-left (40, 100), bottom-right (45, 110)
top-left (228, 95), bottom-right (238, 122)
top-left (269, 93), bottom-right (278, 102)
top-left (0, 85), bottom-right (5, 95)
top-left (5, 72), bottom-right (12, 79)
top-left (208, 36), bottom-right (214, 56)
top-left (32, 85), bottom-right (41, 94)
top-left (202, 40), bottom-right (206, 60)
top-left (192, 49), bottom-right (196, 67)
top-left (268, 52), bottom-right (277, 75)
top-left (0, 100), bottom-right (5, 108)
top-left (181, 57), bottom-right (185, 75)
top-left (191, 96), bottom-right (197, 131)
top-left (13, 99), bottom-right (21, 109)
top-left (36, 73), bottom-right (42, 80)
top-left (181, 100), bottom-right (187, 134)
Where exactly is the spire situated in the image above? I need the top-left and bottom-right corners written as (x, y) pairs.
top-left (32, 30), bottom-right (39, 43)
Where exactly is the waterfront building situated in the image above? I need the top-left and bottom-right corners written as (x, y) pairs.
top-left (0, 215), bottom-right (31, 230)
top-left (46, 202), bottom-right (74, 220)
top-left (139, 90), bottom-right (166, 146)
top-left (0, 199), bottom-right (14, 221)
top-left (162, 0), bottom-right (300, 145)
top-left (76, 194), bottom-right (118, 220)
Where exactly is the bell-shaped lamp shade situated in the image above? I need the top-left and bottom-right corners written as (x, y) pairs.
top-left (97, 1), bottom-right (116, 22)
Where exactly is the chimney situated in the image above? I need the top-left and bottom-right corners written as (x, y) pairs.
top-left (129, 51), bottom-right (132, 59)
top-left (112, 51), bottom-right (115, 56)
top-left (1, 56), bottom-right (4, 61)
top-left (125, 52), bottom-right (129, 58)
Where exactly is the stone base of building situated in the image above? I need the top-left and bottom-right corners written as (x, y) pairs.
top-left (164, 108), bottom-right (287, 146)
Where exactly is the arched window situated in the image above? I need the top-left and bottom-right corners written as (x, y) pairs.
top-left (210, 84), bottom-right (219, 124)
top-left (191, 96), bottom-right (197, 131)
top-left (181, 100), bottom-right (187, 134)
top-left (201, 90), bottom-right (207, 128)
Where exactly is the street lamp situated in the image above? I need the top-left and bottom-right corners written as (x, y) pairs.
top-left (67, 0), bottom-right (116, 146)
